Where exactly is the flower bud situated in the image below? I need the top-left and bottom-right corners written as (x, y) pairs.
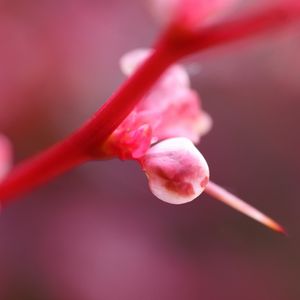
top-left (140, 137), bottom-right (209, 204)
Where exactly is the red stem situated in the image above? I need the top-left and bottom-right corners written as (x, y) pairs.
top-left (0, 42), bottom-right (177, 204)
top-left (75, 44), bottom-right (177, 148)
top-left (0, 141), bottom-right (89, 201)
top-left (165, 3), bottom-right (300, 57)
top-left (0, 3), bottom-right (299, 204)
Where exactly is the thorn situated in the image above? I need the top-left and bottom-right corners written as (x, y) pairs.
top-left (204, 181), bottom-right (287, 235)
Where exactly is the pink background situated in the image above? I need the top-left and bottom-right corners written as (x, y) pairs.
top-left (0, 1), bottom-right (299, 299)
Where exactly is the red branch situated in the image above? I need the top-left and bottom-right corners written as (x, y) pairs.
top-left (0, 3), bottom-right (299, 205)
top-left (0, 44), bottom-right (176, 203)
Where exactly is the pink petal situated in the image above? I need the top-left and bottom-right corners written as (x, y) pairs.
top-left (104, 123), bottom-right (152, 160)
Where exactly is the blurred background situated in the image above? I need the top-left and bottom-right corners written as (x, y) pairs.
top-left (0, 0), bottom-right (299, 299)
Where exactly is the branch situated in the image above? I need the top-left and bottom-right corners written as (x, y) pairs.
top-left (0, 2), bottom-right (299, 205)
top-left (0, 42), bottom-right (176, 204)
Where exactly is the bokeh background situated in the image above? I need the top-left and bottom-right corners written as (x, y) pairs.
top-left (0, 0), bottom-right (299, 299)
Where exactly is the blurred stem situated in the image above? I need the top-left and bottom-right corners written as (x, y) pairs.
top-left (163, 2), bottom-right (300, 58)
top-left (0, 2), bottom-right (299, 204)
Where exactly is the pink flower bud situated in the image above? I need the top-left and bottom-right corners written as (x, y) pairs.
top-left (140, 137), bottom-right (209, 204)
top-left (0, 134), bottom-right (12, 181)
